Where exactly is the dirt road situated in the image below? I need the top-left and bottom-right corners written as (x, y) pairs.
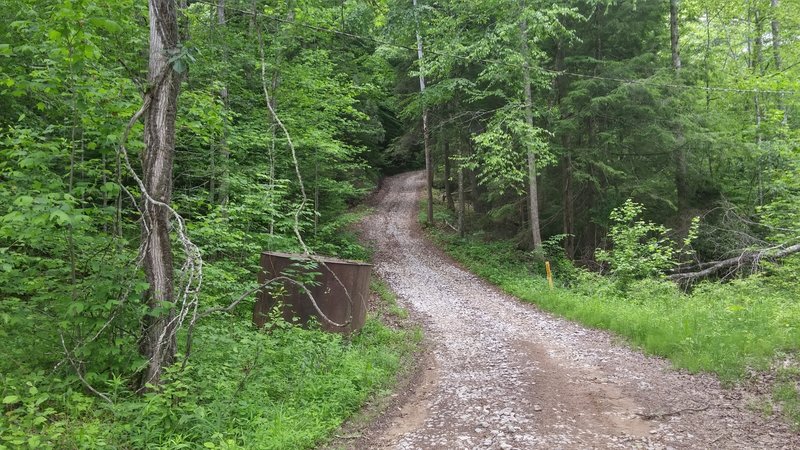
top-left (357, 171), bottom-right (798, 449)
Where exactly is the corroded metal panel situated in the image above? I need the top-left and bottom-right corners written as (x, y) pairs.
top-left (253, 251), bottom-right (372, 334)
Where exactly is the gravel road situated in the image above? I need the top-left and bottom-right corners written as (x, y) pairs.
top-left (357, 171), bottom-right (799, 449)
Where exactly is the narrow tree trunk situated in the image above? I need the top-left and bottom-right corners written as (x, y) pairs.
top-left (219, 87), bottom-right (230, 207)
top-left (669, 0), bottom-right (681, 70)
top-left (412, 0), bottom-right (433, 224)
top-left (562, 153), bottom-right (575, 259)
top-left (217, 0), bottom-right (225, 24)
top-left (468, 165), bottom-right (485, 215)
top-left (217, 0), bottom-right (229, 206)
top-left (443, 140), bottom-right (455, 211)
top-left (458, 136), bottom-right (466, 237)
top-left (670, 0), bottom-right (689, 214)
top-left (140, 0), bottom-right (181, 390)
top-left (519, 7), bottom-right (542, 250)
top-left (753, 7), bottom-right (765, 205)
top-left (264, 2), bottom-right (294, 232)
top-left (770, 0), bottom-right (787, 125)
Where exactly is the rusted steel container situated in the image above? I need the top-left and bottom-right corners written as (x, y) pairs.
top-left (253, 251), bottom-right (372, 334)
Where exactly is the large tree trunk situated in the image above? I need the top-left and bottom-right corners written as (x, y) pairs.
top-left (519, 7), bottom-right (543, 250)
top-left (412, 0), bottom-right (433, 224)
top-left (140, 0), bottom-right (181, 391)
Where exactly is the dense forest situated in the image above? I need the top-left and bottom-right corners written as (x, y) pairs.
top-left (1, 0), bottom-right (798, 448)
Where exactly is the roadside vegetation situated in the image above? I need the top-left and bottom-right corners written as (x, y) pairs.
top-left (423, 197), bottom-right (800, 426)
top-left (1, 226), bottom-right (419, 449)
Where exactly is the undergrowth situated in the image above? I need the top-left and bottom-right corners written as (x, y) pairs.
top-left (2, 314), bottom-right (417, 449)
top-left (423, 199), bottom-right (800, 426)
top-left (0, 225), bottom-right (418, 449)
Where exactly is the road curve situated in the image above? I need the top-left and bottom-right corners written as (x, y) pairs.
top-left (357, 171), bottom-right (798, 449)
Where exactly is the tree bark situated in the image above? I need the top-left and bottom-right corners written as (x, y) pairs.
top-left (412, 0), bottom-right (433, 224)
top-left (140, 0), bottom-right (181, 390)
top-left (519, 6), bottom-right (543, 250)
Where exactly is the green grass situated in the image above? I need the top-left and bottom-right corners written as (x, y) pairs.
top-left (422, 200), bottom-right (800, 425)
top-left (371, 278), bottom-right (409, 320)
top-left (0, 229), bottom-right (420, 449)
top-left (1, 312), bottom-right (419, 450)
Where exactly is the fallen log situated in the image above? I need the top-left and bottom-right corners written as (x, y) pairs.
top-left (668, 243), bottom-right (800, 283)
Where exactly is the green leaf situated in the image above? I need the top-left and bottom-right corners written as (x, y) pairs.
top-left (13, 196), bottom-right (33, 207)
top-left (172, 59), bottom-right (186, 74)
top-left (0, 43), bottom-right (11, 57)
top-left (89, 17), bottom-right (122, 33)
top-left (100, 182), bottom-right (119, 194)
top-left (49, 210), bottom-right (71, 225)
top-left (2, 395), bottom-right (19, 404)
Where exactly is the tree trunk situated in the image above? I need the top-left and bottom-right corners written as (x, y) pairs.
top-left (443, 139), bottom-right (455, 211)
top-left (562, 153), bottom-right (575, 259)
top-left (770, 0), bottom-right (787, 125)
top-left (753, 7), bottom-right (765, 206)
top-left (670, 0), bottom-right (689, 215)
top-left (669, 0), bottom-right (681, 70)
top-left (458, 135), bottom-right (466, 237)
top-left (519, 7), bottom-right (543, 250)
top-left (668, 243), bottom-right (800, 284)
top-left (412, 0), bottom-right (433, 224)
top-left (140, 0), bottom-right (181, 390)
top-left (217, 0), bottom-right (225, 24)
top-left (217, 0), bottom-right (229, 206)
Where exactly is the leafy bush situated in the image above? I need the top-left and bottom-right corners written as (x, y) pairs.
top-left (595, 199), bottom-right (676, 280)
top-left (596, 199), bottom-right (698, 284)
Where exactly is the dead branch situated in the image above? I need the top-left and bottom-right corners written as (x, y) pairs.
top-left (60, 333), bottom-right (113, 404)
top-left (668, 243), bottom-right (800, 283)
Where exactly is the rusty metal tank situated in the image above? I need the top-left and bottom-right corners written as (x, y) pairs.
top-left (253, 251), bottom-right (372, 334)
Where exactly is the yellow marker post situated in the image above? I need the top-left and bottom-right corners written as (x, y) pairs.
top-left (545, 261), bottom-right (554, 290)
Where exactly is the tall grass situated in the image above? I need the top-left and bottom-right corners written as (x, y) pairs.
top-left (433, 228), bottom-right (800, 379)
top-left (424, 201), bottom-right (800, 425)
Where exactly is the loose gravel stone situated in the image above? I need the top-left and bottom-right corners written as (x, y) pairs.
top-left (357, 171), bottom-right (800, 449)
